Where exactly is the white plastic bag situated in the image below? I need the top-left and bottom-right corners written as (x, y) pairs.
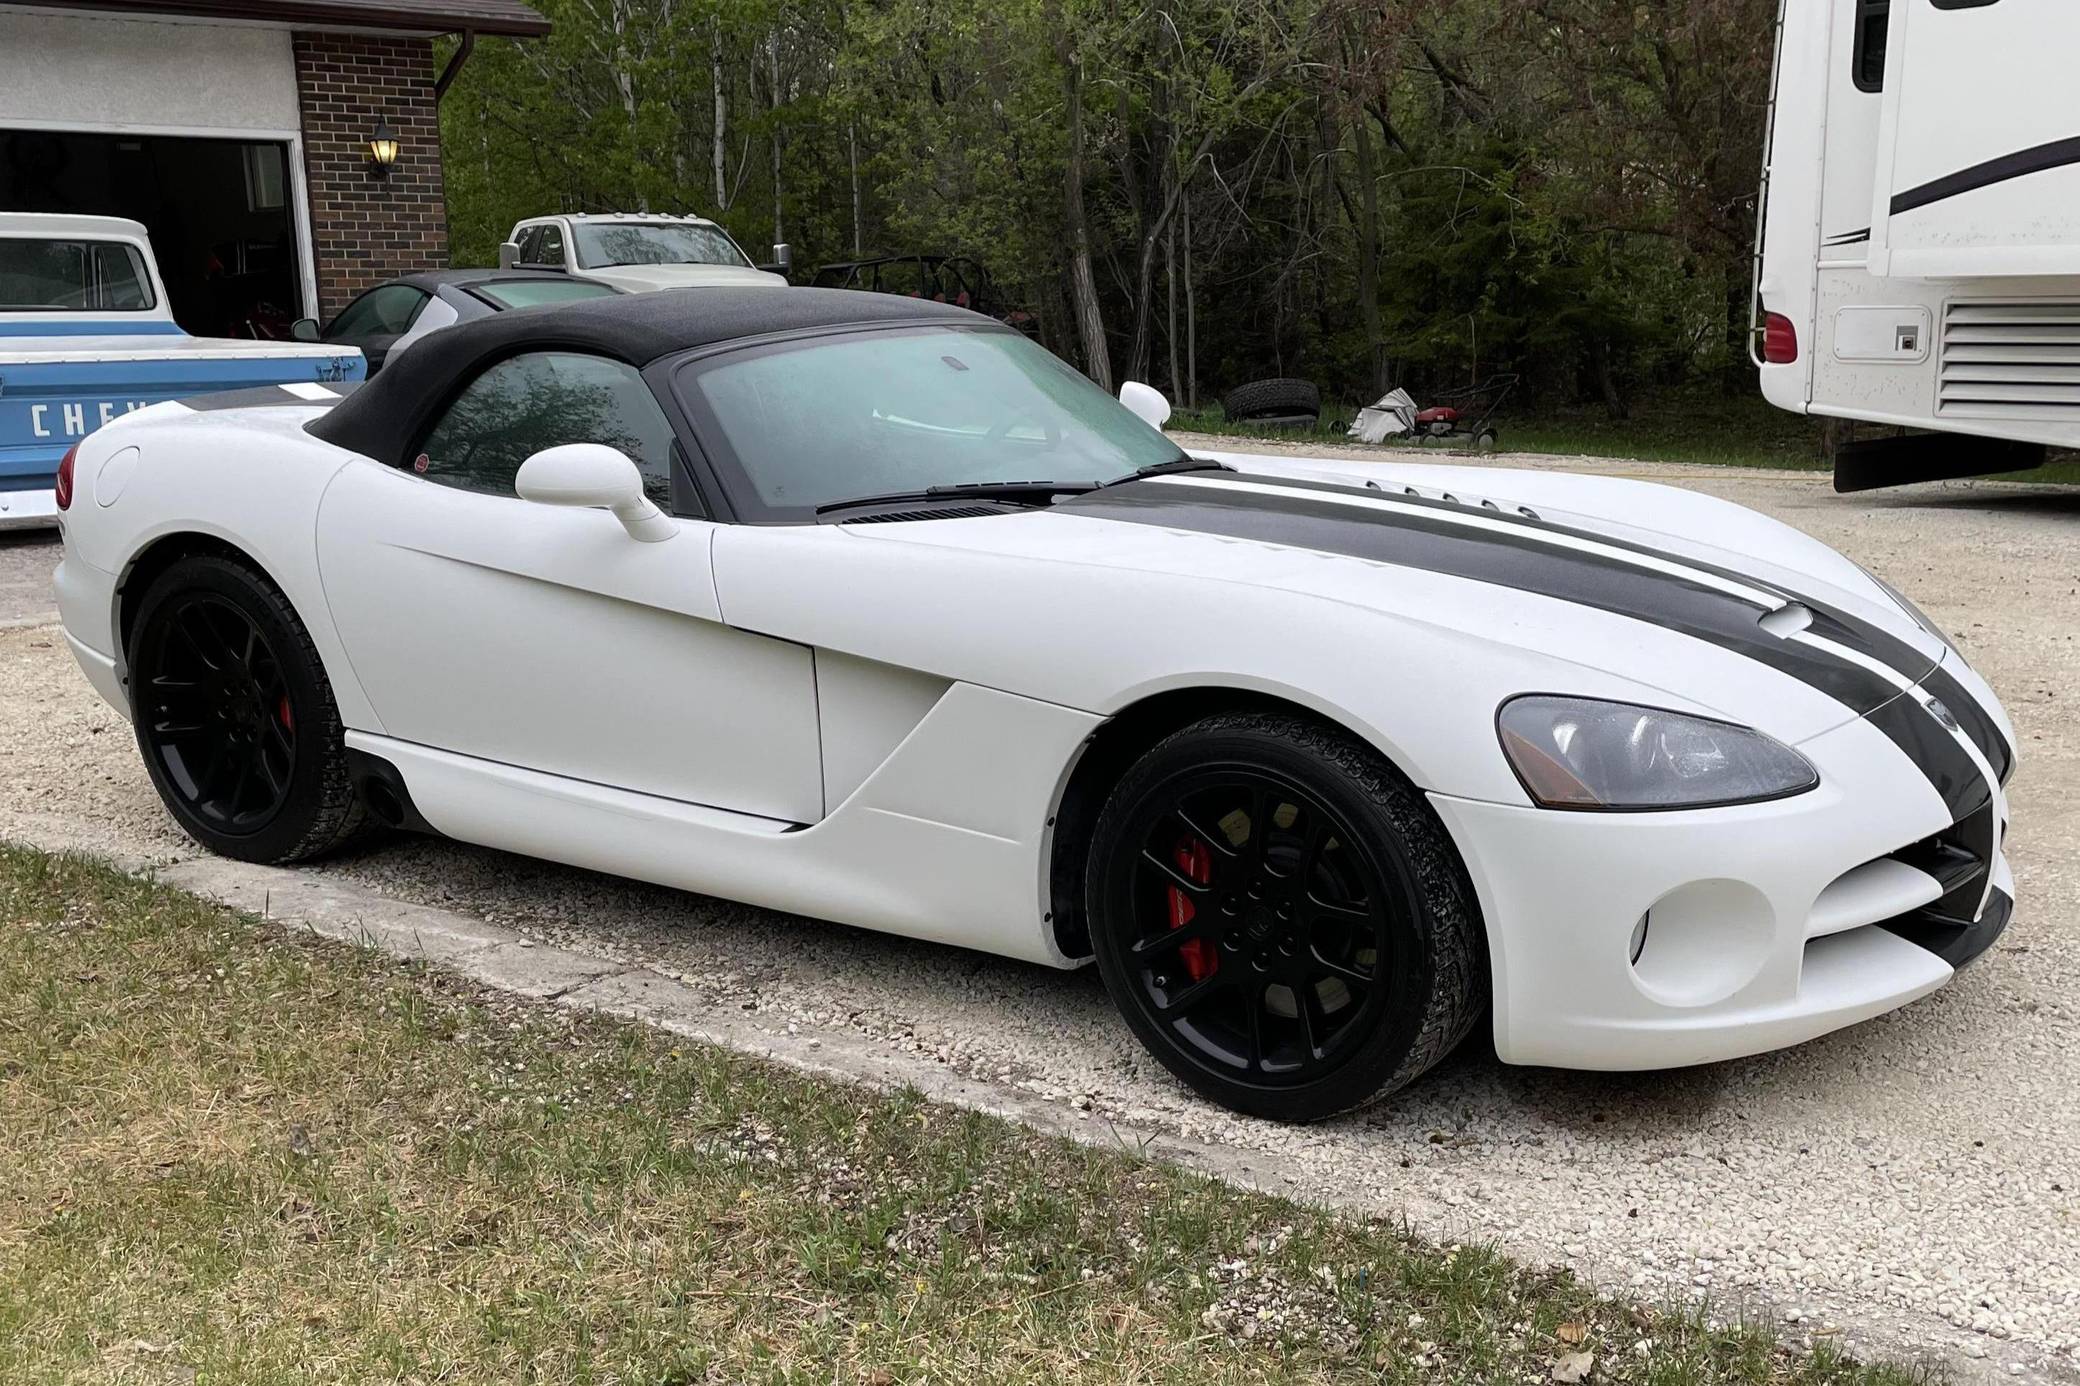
top-left (1347, 388), bottom-right (1417, 444)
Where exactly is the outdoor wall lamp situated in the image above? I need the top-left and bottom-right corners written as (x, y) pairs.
top-left (368, 116), bottom-right (400, 175)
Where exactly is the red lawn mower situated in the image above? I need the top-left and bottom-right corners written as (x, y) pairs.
top-left (1351, 372), bottom-right (1520, 451)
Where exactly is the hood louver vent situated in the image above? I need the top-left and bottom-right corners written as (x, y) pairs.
top-left (840, 505), bottom-right (1008, 524)
top-left (1938, 300), bottom-right (2080, 420)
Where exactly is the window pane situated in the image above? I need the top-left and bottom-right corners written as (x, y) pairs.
top-left (1854, 0), bottom-right (1889, 92)
top-left (681, 326), bottom-right (1182, 516)
top-left (415, 352), bottom-right (676, 505)
top-left (537, 227), bottom-right (565, 266)
top-left (572, 222), bottom-right (750, 270)
top-left (0, 238), bottom-right (155, 311)
top-left (327, 284), bottom-right (425, 339)
top-left (474, 279), bottom-right (618, 310)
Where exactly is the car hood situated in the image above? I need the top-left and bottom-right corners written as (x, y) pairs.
top-left (1197, 450), bottom-right (1945, 665)
top-left (576, 264), bottom-right (789, 293)
top-left (822, 455), bottom-right (1951, 741)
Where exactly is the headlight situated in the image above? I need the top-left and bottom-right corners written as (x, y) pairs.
top-left (1496, 696), bottom-right (1819, 811)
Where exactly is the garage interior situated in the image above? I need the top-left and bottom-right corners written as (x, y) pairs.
top-left (0, 128), bottom-right (301, 338)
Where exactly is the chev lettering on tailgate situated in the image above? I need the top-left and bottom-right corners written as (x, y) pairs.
top-left (22, 399), bottom-right (152, 438)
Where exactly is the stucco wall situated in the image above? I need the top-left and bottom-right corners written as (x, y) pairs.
top-left (0, 12), bottom-right (301, 133)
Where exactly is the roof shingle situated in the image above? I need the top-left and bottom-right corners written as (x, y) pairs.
top-left (3, 0), bottom-right (550, 37)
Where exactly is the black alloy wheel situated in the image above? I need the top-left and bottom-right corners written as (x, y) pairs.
top-left (137, 593), bottom-right (298, 834)
top-left (1089, 712), bottom-right (1485, 1122)
top-left (127, 554), bottom-right (366, 863)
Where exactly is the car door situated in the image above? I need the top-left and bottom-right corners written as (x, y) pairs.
top-left (322, 283), bottom-right (429, 375)
top-left (313, 349), bottom-right (825, 824)
top-left (520, 222), bottom-right (569, 272)
top-left (1867, 0), bottom-right (2080, 278)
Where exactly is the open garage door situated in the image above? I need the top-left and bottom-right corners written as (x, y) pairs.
top-left (0, 129), bottom-right (307, 338)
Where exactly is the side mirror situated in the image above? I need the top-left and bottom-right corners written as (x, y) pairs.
top-left (290, 317), bottom-right (320, 342)
top-left (761, 242), bottom-right (794, 276)
top-left (497, 240), bottom-right (522, 270)
top-left (515, 443), bottom-right (675, 542)
top-left (1119, 380), bottom-right (1172, 430)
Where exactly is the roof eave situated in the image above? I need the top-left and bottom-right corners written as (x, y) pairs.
top-left (0, 1), bottom-right (552, 38)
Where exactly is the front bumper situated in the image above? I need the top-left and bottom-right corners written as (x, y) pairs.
top-left (1434, 692), bottom-right (2012, 1071)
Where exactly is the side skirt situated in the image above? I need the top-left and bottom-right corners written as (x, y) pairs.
top-left (341, 679), bottom-right (1100, 968)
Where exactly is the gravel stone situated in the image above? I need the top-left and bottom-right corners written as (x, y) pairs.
top-left (2, 448), bottom-right (2076, 1379)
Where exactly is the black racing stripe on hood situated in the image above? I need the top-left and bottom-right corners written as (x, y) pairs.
top-left (1184, 470), bottom-right (1942, 692)
top-left (1058, 481), bottom-right (1905, 715)
top-left (1920, 663), bottom-right (2014, 786)
top-left (1865, 693), bottom-right (1992, 822)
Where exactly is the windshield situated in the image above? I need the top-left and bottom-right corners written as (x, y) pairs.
top-left (677, 325), bottom-right (1186, 519)
top-left (572, 222), bottom-right (751, 270)
top-left (0, 238), bottom-right (155, 311)
top-left (474, 278), bottom-right (619, 310)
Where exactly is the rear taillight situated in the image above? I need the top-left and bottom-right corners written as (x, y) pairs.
top-left (1762, 312), bottom-right (1799, 365)
top-left (54, 444), bottom-right (77, 511)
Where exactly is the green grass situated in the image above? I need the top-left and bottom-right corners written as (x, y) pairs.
top-left (1173, 391), bottom-right (2080, 484)
top-left (0, 843), bottom-right (1941, 1385)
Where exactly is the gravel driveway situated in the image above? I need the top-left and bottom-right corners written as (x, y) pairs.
top-left (0, 530), bottom-right (58, 627)
top-left (3, 446), bottom-right (2075, 1378)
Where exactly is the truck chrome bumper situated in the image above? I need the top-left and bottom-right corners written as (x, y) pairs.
top-left (0, 486), bottom-right (57, 530)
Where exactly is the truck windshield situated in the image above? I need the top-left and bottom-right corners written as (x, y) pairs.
top-left (572, 222), bottom-right (751, 271)
top-left (676, 324), bottom-right (1186, 520)
top-left (0, 239), bottom-right (155, 311)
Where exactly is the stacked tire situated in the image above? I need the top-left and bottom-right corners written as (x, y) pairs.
top-left (1222, 377), bottom-right (1320, 430)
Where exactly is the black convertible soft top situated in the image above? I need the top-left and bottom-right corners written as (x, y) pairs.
top-left (306, 285), bottom-right (986, 463)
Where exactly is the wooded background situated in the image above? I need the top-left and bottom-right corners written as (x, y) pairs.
top-left (438, 0), bottom-right (1775, 416)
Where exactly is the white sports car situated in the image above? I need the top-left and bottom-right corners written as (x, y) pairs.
top-left (52, 288), bottom-right (2017, 1121)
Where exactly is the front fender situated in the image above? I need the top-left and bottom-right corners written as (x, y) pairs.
top-left (710, 517), bottom-right (1834, 806)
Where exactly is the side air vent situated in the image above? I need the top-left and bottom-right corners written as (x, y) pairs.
top-left (840, 505), bottom-right (1008, 524)
top-left (1938, 300), bottom-right (2080, 420)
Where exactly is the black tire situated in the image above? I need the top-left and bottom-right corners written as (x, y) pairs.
top-left (126, 554), bottom-right (367, 864)
top-left (1086, 711), bottom-right (1486, 1122)
top-left (1222, 377), bottom-right (1320, 422)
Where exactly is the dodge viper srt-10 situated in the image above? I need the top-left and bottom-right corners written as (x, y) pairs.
top-left (52, 288), bottom-right (2017, 1121)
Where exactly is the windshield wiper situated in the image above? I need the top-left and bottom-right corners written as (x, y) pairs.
top-left (814, 480), bottom-right (1097, 515)
top-left (1099, 456), bottom-right (1234, 487)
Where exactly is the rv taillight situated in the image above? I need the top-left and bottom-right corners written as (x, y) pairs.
top-left (1762, 312), bottom-right (1799, 365)
top-left (54, 444), bottom-right (77, 511)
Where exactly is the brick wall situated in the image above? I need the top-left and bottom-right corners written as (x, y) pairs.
top-left (292, 32), bottom-right (447, 319)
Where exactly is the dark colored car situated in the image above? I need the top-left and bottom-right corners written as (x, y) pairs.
top-left (292, 268), bottom-right (621, 375)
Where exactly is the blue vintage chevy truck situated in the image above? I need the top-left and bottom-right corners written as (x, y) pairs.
top-left (1, 212), bottom-right (364, 529)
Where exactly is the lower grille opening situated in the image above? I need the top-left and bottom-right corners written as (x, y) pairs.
top-left (1806, 794), bottom-right (2007, 969)
top-left (1879, 796), bottom-right (2008, 968)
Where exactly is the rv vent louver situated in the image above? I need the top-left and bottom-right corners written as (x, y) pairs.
top-left (1938, 300), bottom-right (2080, 420)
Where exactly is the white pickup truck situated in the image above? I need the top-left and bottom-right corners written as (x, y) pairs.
top-left (1, 212), bottom-right (364, 529)
top-left (500, 212), bottom-right (792, 293)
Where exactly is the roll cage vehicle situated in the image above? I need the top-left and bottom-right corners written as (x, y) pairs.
top-left (809, 254), bottom-right (1032, 330)
top-left (56, 288), bottom-right (2017, 1121)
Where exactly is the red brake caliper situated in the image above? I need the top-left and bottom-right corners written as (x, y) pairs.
top-left (1168, 838), bottom-right (1217, 982)
top-left (277, 695), bottom-right (294, 734)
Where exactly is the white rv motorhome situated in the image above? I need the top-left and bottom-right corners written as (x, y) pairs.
top-left (1754, 0), bottom-right (2080, 490)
